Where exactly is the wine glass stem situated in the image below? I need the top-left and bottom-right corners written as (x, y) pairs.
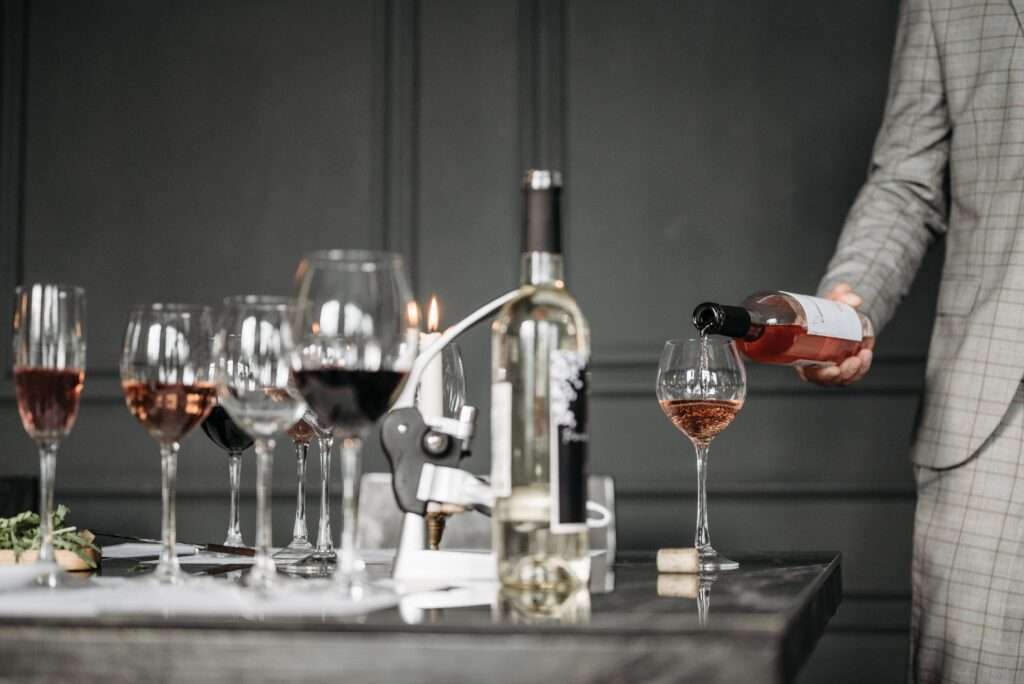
top-left (292, 442), bottom-right (309, 544)
top-left (338, 436), bottom-right (363, 579)
top-left (156, 441), bottom-right (181, 582)
top-left (315, 435), bottom-right (334, 554)
top-left (251, 438), bottom-right (276, 585)
top-left (225, 452), bottom-right (243, 546)
top-left (694, 442), bottom-right (712, 555)
top-left (36, 439), bottom-right (59, 565)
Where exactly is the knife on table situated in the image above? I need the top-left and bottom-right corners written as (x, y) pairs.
top-left (93, 531), bottom-right (256, 558)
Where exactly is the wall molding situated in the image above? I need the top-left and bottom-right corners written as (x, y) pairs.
top-left (0, 354), bottom-right (929, 402)
top-left (0, 0), bottom-right (27, 380)
top-left (54, 479), bottom-right (915, 501)
top-left (518, 0), bottom-right (564, 172)
top-left (378, 0), bottom-right (420, 293)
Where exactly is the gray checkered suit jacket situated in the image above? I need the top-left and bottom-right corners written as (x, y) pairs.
top-left (820, 0), bottom-right (1024, 470)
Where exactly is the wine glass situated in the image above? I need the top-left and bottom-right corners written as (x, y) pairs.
top-left (12, 284), bottom-right (86, 587)
top-left (292, 250), bottom-right (417, 593)
top-left (121, 304), bottom-right (215, 583)
top-left (278, 409), bottom-right (336, 577)
top-left (656, 336), bottom-right (746, 572)
top-left (272, 413), bottom-right (316, 563)
top-left (213, 296), bottom-right (306, 590)
top-left (200, 398), bottom-right (255, 547)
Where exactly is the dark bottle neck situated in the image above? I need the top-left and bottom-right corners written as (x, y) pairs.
top-left (520, 169), bottom-right (564, 287)
top-left (692, 302), bottom-right (763, 340)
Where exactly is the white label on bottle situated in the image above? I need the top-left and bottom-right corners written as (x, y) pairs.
top-left (780, 291), bottom-right (863, 342)
top-left (549, 350), bottom-right (589, 534)
top-left (491, 381), bottom-right (512, 498)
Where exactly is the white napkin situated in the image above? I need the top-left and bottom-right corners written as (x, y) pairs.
top-left (0, 562), bottom-right (59, 592)
top-left (0, 577), bottom-right (399, 619)
top-left (101, 543), bottom-right (198, 559)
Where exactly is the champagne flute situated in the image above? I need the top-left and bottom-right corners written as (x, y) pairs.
top-left (12, 284), bottom-right (86, 588)
top-left (201, 401), bottom-right (255, 547)
top-left (656, 336), bottom-right (746, 572)
top-left (214, 296), bottom-right (306, 590)
top-left (272, 414), bottom-right (316, 562)
top-left (121, 304), bottom-right (216, 584)
top-left (292, 250), bottom-right (417, 593)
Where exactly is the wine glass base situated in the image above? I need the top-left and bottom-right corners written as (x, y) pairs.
top-left (33, 564), bottom-right (66, 589)
top-left (278, 555), bottom-right (336, 577)
top-left (272, 540), bottom-right (315, 562)
top-left (698, 554), bottom-right (739, 573)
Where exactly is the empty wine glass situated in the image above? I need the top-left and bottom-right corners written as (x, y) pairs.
top-left (213, 296), bottom-right (306, 590)
top-left (292, 250), bottom-right (417, 594)
top-left (656, 336), bottom-right (746, 572)
top-left (12, 284), bottom-right (86, 588)
top-left (121, 304), bottom-right (215, 584)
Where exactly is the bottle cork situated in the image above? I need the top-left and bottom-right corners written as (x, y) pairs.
top-left (657, 547), bottom-right (699, 573)
top-left (657, 573), bottom-right (699, 598)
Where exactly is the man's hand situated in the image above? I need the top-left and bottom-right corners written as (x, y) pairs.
top-left (797, 283), bottom-right (874, 386)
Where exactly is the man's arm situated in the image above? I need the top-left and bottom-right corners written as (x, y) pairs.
top-left (806, 0), bottom-right (950, 386)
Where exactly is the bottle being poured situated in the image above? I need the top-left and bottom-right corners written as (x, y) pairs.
top-left (692, 291), bottom-right (874, 367)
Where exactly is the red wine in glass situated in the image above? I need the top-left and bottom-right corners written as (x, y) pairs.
top-left (292, 368), bottom-right (407, 432)
top-left (202, 405), bottom-right (255, 453)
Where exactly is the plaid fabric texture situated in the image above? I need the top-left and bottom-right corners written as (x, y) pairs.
top-left (913, 384), bottom-right (1024, 683)
top-left (820, 0), bottom-right (1024, 470)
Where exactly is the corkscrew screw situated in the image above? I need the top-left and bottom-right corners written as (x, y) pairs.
top-left (380, 287), bottom-right (534, 582)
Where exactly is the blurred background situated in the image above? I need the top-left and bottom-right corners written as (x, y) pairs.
top-left (0, 1), bottom-right (938, 680)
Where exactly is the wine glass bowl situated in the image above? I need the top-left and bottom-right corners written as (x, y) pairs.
top-left (213, 296), bottom-right (306, 590)
top-left (12, 283), bottom-right (87, 587)
top-left (292, 250), bottom-right (417, 592)
top-left (656, 336), bottom-right (746, 573)
top-left (120, 303), bottom-right (215, 583)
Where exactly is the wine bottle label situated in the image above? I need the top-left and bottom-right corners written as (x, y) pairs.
top-left (491, 381), bottom-right (513, 498)
top-left (780, 291), bottom-right (863, 342)
top-left (549, 350), bottom-right (589, 533)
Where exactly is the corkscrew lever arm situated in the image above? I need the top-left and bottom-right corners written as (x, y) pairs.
top-left (392, 286), bottom-right (535, 410)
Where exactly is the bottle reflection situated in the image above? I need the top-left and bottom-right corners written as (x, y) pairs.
top-left (494, 586), bottom-right (592, 626)
top-left (657, 573), bottom-right (715, 627)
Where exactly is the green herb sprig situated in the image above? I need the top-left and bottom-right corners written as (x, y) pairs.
top-left (0, 505), bottom-right (99, 568)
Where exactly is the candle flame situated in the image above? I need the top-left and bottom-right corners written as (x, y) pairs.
top-left (407, 301), bottom-right (420, 329)
top-left (428, 296), bottom-right (440, 332)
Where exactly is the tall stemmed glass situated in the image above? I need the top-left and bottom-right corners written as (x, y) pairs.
top-left (121, 304), bottom-right (216, 583)
top-left (656, 336), bottom-right (746, 573)
top-left (279, 410), bottom-right (335, 577)
top-left (214, 296), bottom-right (306, 590)
top-left (201, 397), bottom-right (255, 547)
top-left (273, 414), bottom-right (316, 563)
top-left (12, 284), bottom-right (86, 588)
top-left (292, 250), bottom-right (417, 593)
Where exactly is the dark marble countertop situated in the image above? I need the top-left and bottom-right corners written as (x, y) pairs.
top-left (0, 551), bottom-right (841, 683)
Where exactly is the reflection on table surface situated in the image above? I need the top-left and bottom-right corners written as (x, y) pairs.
top-left (0, 551), bottom-right (840, 636)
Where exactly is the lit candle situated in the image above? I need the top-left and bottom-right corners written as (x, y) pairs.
top-left (417, 296), bottom-right (445, 419)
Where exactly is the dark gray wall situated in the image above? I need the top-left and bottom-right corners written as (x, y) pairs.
top-left (0, 1), bottom-right (936, 680)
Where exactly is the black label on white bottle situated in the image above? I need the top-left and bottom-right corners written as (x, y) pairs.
top-left (549, 350), bottom-right (588, 533)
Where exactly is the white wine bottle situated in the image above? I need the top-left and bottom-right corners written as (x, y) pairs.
top-left (491, 170), bottom-right (591, 591)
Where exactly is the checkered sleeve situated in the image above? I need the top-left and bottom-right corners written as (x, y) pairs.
top-left (818, 0), bottom-right (950, 333)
